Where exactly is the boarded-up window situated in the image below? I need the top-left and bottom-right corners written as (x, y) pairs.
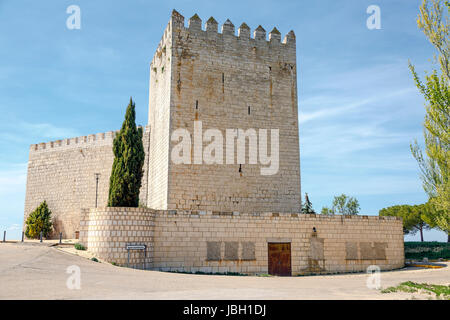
top-left (373, 242), bottom-right (387, 260)
top-left (206, 241), bottom-right (221, 261)
top-left (346, 242), bottom-right (358, 260)
top-left (242, 242), bottom-right (255, 260)
top-left (360, 242), bottom-right (375, 260)
top-left (310, 237), bottom-right (324, 260)
top-left (224, 242), bottom-right (239, 260)
top-left (360, 242), bottom-right (387, 260)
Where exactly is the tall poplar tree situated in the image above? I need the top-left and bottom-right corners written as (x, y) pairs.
top-left (409, 0), bottom-right (449, 241)
top-left (108, 98), bottom-right (145, 207)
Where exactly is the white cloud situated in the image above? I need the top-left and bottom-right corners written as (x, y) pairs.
top-left (299, 97), bottom-right (372, 124)
top-left (0, 122), bottom-right (80, 145)
top-left (7, 223), bottom-right (21, 231)
top-left (0, 163), bottom-right (27, 193)
top-left (300, 121), bottom-right (419, 158)
top-left (304, 173), bottom-right (424, 196)
top-left (20, 122), bottom-right (80, 140)
top-left (299, 87), bottom-right (416, 124)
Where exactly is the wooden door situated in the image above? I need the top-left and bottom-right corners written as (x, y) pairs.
top-left (268, 243), bottom-right (291, 276)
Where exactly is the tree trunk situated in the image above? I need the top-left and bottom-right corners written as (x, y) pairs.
top-left (420, 227), bottom-right (424, 242)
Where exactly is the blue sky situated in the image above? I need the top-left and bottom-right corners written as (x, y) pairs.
top-left (0, 0), bottom-right (446, 241)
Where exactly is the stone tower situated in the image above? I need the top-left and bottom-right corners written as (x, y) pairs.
top-left (147, 10), bottom-right (301, 212)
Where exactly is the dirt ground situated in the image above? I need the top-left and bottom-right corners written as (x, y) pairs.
top-left (0, 242), bottom-right (448, 300)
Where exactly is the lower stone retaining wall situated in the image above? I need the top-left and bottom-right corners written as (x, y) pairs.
top-left (79, 207), bottom-right (154, 268)
top-left (152, 211), bottom-right (404, 275)
top-left (79, 208), bottom-right (404, 275)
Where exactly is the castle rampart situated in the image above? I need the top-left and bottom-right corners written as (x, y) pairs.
top-left (24, 126), bottom-right (150, 238)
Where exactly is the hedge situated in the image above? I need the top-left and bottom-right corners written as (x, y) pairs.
top-left (404, 241), bottom-right (450, 260)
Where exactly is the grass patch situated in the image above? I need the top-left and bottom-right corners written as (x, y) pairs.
top-left (381, 281), bottom-right (450, 299)
top-left (166, 270), bottom-right (248, 276)
top-left (74, 243), bottom-right (86, 251)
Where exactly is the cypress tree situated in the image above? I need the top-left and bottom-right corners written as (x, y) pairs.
top-left (108, 97), bottom-right (145, 207)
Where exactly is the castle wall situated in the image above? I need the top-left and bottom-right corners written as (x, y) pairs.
top-left (147, 22), bottom-right (173, 210)
top-left (164, 12), bottom-right (301, 212)
top-left (152, 212), bottom-right (404, 275)
top-left (80, 209), bottom-right (404, 275)
top-left (23, 127), bottom-right (150, 238)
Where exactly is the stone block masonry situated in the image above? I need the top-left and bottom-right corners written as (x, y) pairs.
top-left (23, 126), bottom-right (150, 239)
top-left (79, 207), bottom-right (154, 268)
top-left (23, 10), bottom-right (301, 237)
top-left (148, 10), bottom-right (301, 213)
top-left (79, 208), bottom-right (404, 275)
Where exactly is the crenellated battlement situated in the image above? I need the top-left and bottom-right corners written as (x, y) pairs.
top-left (29, 125), bottom-right (150, 153)
top-left (154, 209), bottom-right (402, 222)
top-left (151, 10), bottom-right (297, 69)
top-left (168, 10), bottom-right (295, 46)
top-left (151, 20), bottom-right (172, 67)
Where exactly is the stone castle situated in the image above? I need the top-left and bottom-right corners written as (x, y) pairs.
top-left (23, 10), bottom-right (404, 275)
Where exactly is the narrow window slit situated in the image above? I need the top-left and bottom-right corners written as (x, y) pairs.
top-left (248, 106), bottom-right (251, 115)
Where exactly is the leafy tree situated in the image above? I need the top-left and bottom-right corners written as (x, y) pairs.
top-left (320, 206), bottom-right (333, 215)
top-left (332, 194), bottom-right (347, 215)
top-left (108, 98), bottom-right (145, 207)
top-left (25, 200), bottom-right (53, 239)
top-left (409, 0), bottom-right (449, 238)
top-left (346, 197), bottom-right (361, 215)
top-left (331, 194), bottom-right (360, 215)
top-left (319, 194), bottom-right (360, 215)
top-left (420, 201), bottom-right (450, 242)
top-left (301, 193), bottom-right (316, 214)
top-left (379, 204), bottom-right (432, 242)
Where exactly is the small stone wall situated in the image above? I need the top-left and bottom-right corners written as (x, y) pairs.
top-left (152, 211), bottom-right (404, 275)
top-left (79, 207), bottom-right (154, 268)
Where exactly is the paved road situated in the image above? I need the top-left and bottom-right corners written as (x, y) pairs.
top-left (0, 243), bottom-right (448, 300)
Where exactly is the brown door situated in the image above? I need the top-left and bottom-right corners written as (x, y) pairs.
top-left (268, 243), bottom-right (291, 276)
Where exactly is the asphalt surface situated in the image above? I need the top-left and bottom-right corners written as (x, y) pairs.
top-left (0, 242), bottom-right (448, 300)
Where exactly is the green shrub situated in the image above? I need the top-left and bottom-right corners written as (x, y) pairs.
top-left (25, 201), bottom-right (53, 239)
top-left (91, 257), bottom-right (99, 262)
top-left (382, 281), bottom-right (450, 299)
top-left (404, 241), bottom-right (450, 260)
top-left (74, 243), bottom-right (86, 251)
